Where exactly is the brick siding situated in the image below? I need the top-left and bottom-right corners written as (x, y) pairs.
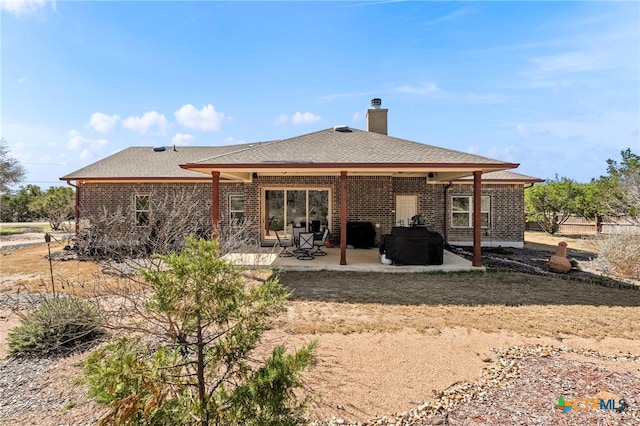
top-left (77, 178), bottom-right (525, 247)
top-left (447, 183), bottom-right (524, 245)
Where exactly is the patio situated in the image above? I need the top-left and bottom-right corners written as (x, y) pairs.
top-left (224, 247), bottom-right (482, 273)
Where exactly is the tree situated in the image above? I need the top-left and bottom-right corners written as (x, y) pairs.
top-left (600, 148), bottom-right (640, 223)
top-left (84, 238), bottom-right (316, 426)
top-left (2, 184), bottom-right (43, 222)
top-left (573, 180), bottom-right (607, 220)
top-left (0, 138), bottom-right (26, 193)
top-left (29, 186), bottom-right (75, 230)
top-left (0, 193), bottom-right (12, 222)
top-left (525, 176), bottom-right (582, 234)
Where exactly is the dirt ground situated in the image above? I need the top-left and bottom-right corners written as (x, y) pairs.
top-left (1, 231), bottom-right (639, 424)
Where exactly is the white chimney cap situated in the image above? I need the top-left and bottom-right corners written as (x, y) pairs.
top-left (371, 98), bottom-right (382, 109)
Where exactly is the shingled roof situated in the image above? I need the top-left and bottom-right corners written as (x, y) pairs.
top-left (185, 128), bottom-right (513, 167)
top-left (61, 127), bottom-right (522, 182)
top-left (60, 144), bottom-right (257, 181)
top-left (456, 170), bottom-right (544, 183)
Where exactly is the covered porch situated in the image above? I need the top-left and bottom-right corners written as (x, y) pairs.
top-left (224, 246), bottom-right (481, 272)
top-left (180, 125), bottom-right (520, 269)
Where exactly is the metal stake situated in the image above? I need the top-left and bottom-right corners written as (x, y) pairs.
top-left (45, 233), bottom-right (56, 297)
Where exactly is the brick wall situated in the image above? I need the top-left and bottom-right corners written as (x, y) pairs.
top-left (78, 182), bottom-right (212, 238)
top-left (77, 178), bottom-right (526, 247)
top-left (447, 183), bottom-right (525, 246)
top-left (392, 178), bottom-right (445, 235)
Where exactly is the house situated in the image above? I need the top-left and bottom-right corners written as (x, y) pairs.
top-left (60, 99), bottom-right (543, 266)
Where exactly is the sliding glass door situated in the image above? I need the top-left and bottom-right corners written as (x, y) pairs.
top-left (263, 188), bottom-right (330, 240)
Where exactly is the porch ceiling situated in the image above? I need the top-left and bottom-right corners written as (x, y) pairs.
top-left (187, 164), bottom-right (517, 183)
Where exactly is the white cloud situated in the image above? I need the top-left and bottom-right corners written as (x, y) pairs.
top-left (0, 0), bottom-right (55, 16)
top-left (351, 110), bottom-right (365, 122)
top-left (517, 123), bottom-right (531, 139)
top-left (273, 111), bottom-right (328, 126)
top-left (89, 112), bottom-right (120, 133)
top-left (527, 50), bottom-right (617, 77)
top-left (273, 114), bottom-right (289, 126)
top-left (424, 7), bottom-right (473, 26)
top-left (395, 82), bottom-right (442, 96)
top-left (67, 129), bottom-right (85, 150)
top-left (394, 82), bottom-right (507, 104)
top-left (17, 77), bottom-right (29, 83)
top-left (486, 145), bottom-right (521, 162)
top-left (320, 91), bottom-right (377, 101)
top-left (222, 136), bottom-right (246, 145)
top-left (291, 112), bottom-right (322, 125)
top-left (122, 111), bottom-right (168, 135)
top-left (67, 129), bottom-right (108, 155)
top-left (175, 104), bottom-right (227, 131)
top-left (171, 133), bottom-right (195, 146)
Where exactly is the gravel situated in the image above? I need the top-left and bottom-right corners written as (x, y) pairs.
top-left (312, 345), bottom-right (640, 426)
top-left (0, 357), bottom-right (72, 420)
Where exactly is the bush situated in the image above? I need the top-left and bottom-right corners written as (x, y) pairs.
top-left (593, 234), bottom-right (640, 280)
top-left (83, 238), bottom-right (315, 426)
top-left (8, 296), bottom-right (104, 356)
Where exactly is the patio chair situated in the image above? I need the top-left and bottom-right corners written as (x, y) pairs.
top-left (296, 232), bottom-right (315, 260)
top-left (275, 230), bottom-right (294, 257)
top-left (311, 228), bottom-right (330, 256)
top-left (292, 226), bottom-right (305, 253)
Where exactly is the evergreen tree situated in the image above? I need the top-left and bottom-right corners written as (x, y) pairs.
top-left (84, 238), bottom-right (316, 426)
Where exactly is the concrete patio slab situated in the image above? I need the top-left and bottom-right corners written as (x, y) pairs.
top-left (224, 247), bottom-right (484, 273)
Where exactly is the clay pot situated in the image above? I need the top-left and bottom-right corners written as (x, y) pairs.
top-left (548, 241), bottom-right (572, 273)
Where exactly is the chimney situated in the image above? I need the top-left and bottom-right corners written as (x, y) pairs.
top-left (366, 98), bottom-right (388, 135)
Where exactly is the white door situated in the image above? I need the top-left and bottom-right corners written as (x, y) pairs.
top-left (395, 195), bottom-right (417, 227)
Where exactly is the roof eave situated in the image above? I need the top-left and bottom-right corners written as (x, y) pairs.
top-left (60, 176), bottom-right (214, 184)
top-left (180, 161), bottom-right (520, 173)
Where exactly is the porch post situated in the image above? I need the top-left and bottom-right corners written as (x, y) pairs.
top-left (212, 171), bottom-right (220, 239)
top-left (473, 171), bottom-right (482, 267)
top-left (340, 171), bottom-right (347, 265)
top-left (74, 184), bottom-right (80, 235)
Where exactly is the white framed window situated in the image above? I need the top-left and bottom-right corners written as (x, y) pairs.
top-left (263, 188), bottom-right (330, 239)
top-left (135, 195), bottom-right (150, 227)
top-left (229, 195), bottom-right (244, 224)
top-left (451, 195), bottom-right (490, 228)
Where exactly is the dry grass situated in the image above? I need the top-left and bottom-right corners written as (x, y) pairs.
top-left (592, 234), bottom-right (640, 279)
top-left (1, 242), bottom-right (126, 296)
top-left (1, 239), bottom-right (640, 425)
top-left (277, 270), bottom-right (640, 340)
top-left (2, 240), bottom-right (639, 342)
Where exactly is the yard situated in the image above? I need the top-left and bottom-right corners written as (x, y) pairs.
top-left (1, 231), bottom-right (639, 424)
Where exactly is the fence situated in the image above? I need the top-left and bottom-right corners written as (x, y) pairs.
top-left (526, 215), bottom-right (640, 235)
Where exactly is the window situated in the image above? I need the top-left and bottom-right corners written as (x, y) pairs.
top-left (263, 188), bottom-right (330, 239)
top-left (229, 195), bottom-right (244, 224)
top-left (135, 195), bottom-right (150, 227)
top-left (452, 196), bottom-right (490, 228)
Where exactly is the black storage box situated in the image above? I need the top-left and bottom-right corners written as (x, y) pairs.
top-left (346, 222), bottom-right (376, 248)
top-left (380, 227), bottom-right (444, 265)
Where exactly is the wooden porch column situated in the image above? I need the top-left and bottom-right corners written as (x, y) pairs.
top-left (473, 171), bottom-right (482, 267)
top-left (340, 171), bottom-right (347, 265)
top-left (212, 171), bottom-right (220, 239)
top-left (73, 183), bottom-right (80, 236)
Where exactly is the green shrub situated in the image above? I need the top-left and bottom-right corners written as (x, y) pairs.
top-left (8, 296), bottom-right (104, 356)
top-left (83, 238), bottom-right (315, 426)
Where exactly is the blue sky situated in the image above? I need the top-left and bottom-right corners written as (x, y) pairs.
top-left (1, 0), bottom-right (638, 189)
